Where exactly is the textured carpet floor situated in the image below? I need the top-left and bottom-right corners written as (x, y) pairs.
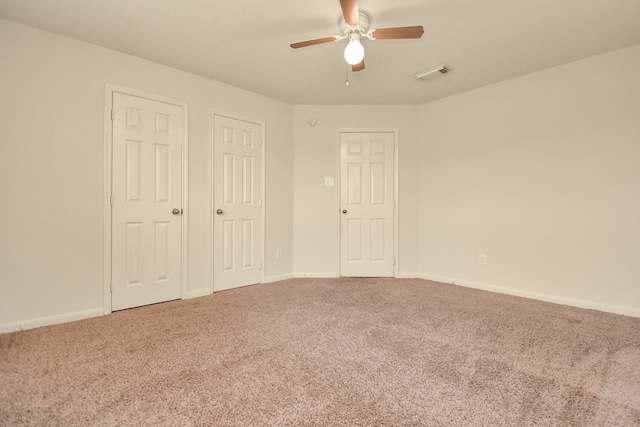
top-left (1, 278), bottom-right (640, 426)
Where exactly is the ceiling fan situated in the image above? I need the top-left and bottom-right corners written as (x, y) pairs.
top-left (290, 0), bottom-right (424, 72)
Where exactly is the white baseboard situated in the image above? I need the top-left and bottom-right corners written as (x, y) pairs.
top-left (418, 273), bottom-right (640, 318)
top-left (293, 272), bottom-right (340, 278)
top-left (0, 307), bottom-right (104, 334)
top-left (263, 273), bottom-right (295, 284)
top-left (186, 288), bottom-right (211, 299)
top-left (396, 273), bottom-right (425, 279)
top-left (3, 275), bottom-right (634, 335)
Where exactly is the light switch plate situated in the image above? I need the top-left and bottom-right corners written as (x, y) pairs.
top-left (325, 178), bottom-right (334, 187)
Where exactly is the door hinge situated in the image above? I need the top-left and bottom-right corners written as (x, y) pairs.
top-left (110, 195), bottom-right (114, 207)
top-left (109, 282), bottom-right (113, 292)
top-left (110, 109), bottom-right (114, 121)
top-left (393, 258), bottom-right (396, 266)
top-left (259, 200), bottom-right (263, 208)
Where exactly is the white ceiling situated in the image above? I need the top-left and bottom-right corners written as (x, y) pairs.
top-left (1, 0), bottom-right (640, 105)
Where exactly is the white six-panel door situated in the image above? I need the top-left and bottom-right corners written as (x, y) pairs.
top-left (340, 132), bottom-right (395, 277)
top-left (213, 115), bottom-right (262, 291)
top-left (111, 93), bottom-right (183, 311)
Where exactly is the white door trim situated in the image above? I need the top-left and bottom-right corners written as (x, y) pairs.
top-left (209, 111), bottom-right (266, 294)
top-left (103, 84), bottom-right (189, 314)
top-left (337, 128), bottom-right (399, 278)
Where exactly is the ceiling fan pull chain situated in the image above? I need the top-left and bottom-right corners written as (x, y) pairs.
top-left (346, 65), bottom-right (350, 86)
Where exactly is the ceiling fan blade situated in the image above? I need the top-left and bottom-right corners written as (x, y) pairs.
top-left (339, 0), bottom-right (360, 26)
top-left (352, 60), bottom-right (365, 72)
top-left (290, 36), bottom-right (339, 49)
top-left (371, 26), bottom-right (424, 40)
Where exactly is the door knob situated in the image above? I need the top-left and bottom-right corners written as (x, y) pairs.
top-left (172, 208), bottom-right (181, 215)
top-left (342, 209), bottom-right (348, 214)
top-left (216, 209), bottom-right (223, 215)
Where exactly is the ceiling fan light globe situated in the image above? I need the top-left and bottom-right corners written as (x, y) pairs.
top-left (344, 39), bottom-right (365, 65)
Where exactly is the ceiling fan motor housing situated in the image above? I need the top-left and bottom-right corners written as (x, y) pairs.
top-left (339, 10), bottom-right (371, 34)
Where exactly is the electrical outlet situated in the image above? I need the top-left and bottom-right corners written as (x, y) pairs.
top-left (324, 178), bottom-right (334, 187)
top-left (479, 253), bottom-right (487, 266)
top-left (276, 248), bottom-right (283, 259)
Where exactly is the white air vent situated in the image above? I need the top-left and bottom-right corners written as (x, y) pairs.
top-left (414, 65), bottom-right (450, 80)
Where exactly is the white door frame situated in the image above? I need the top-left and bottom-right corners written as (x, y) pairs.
top-left (209, 111), bottom-right (266, 294)
top-left (337, 128), bottom-right (399, 278)
top-left (103, 85), bottom-right (189, 314)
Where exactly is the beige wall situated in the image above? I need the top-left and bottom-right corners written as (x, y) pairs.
top-left (292, 105), bottom-right (421, 277)
top-left (418, 44), bottom-right (640, 316)
top-left (0, 19), bottom-right (294, 330)
top-left (1, 17), bottom-right (639, 331)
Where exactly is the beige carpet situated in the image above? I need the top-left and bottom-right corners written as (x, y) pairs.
top-left (1, 278), bottom-right (639, 426)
